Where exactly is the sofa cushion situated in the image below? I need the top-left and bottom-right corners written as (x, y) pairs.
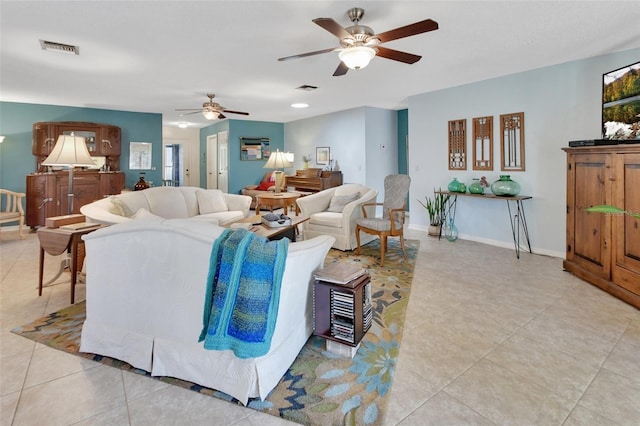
top-left (131, 208), bottom-right (164, 222)
top-left (112, 191), bottom-right (155, 218)
top-left (197, 189), bottom-right (228, 214)
top-left (145, 188), bottom-right (190, 219)
top-left (111, 196), bottom-right (133, 217)
top-left (327, 193), bottom-right (360, 213)
top-left (309, 211), bottom-right (344, 228)
top-left (256, 181), bottom-right (273, 191)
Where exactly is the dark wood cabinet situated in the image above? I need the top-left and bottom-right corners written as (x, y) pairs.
top-left (563, 144), bottom-right (640, 308)
top-left (26, 171), bottom-right (125, 227)
top-left (27, 121), bottom-right (125, 227)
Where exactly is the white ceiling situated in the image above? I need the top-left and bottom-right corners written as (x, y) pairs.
top-left (2, 1), bottom-right (639, 128)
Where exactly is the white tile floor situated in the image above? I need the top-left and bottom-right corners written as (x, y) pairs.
top-left (1, 227), bottom-right (639, 425)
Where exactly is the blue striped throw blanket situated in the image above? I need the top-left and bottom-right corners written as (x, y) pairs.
top-left (199, 228), bottom-right (289, 358)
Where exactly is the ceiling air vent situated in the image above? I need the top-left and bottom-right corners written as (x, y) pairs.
top-left (39, 39), bottom-right (79, 55)
top-left (296, 85), bottom-right (318, 91)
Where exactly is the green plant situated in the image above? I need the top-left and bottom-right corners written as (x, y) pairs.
top-left (419, 190), bottom-right (450, 226)
top-left (586, 205), bottom-right (640, 219)
top-left (302, 154), bottom-right (312, 163)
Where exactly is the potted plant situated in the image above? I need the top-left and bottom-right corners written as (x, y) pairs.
top-left (419, 190), bottom-right (450, 236)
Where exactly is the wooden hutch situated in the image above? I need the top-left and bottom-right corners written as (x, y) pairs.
top-left (562, 143), bottom-right (640, 309)
top-left (26, 121), bottom-right (126, 227)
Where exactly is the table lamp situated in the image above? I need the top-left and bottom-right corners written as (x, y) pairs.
top-left (263, 149), bottom-right (292, 195)
top-left (42, 133), bottom-right (96, 214)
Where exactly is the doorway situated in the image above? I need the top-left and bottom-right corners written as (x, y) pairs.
top-left (206, 131), bottom-right (229, 192)
top-left (163, 144), bottom-right (183, 186)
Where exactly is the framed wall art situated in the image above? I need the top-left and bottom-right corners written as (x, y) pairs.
top-left (316, 146), bottom-right (330, 165)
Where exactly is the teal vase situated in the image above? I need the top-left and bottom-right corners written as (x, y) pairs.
top-left (491, 175), bottom-right (520, 196)
top-left (469, 179), bottom-right (484, 194)
top-left (448, 178), bottom-right (461, 193)
top-left (443, 218), bottom-right (458, 242)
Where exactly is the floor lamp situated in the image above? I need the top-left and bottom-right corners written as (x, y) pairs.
top-left (264, 150), bottom-right (292, 195)
top-left (41, 133), bottom-right (95, 215)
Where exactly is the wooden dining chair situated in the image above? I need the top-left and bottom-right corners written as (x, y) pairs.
top-left (354, 174), bottom-right (410, 266)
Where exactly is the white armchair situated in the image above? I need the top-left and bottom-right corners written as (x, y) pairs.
top-left (296, 183), bottom-right (378, 251)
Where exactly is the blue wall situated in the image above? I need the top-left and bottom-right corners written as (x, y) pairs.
top-left (201, 119), bottom-right (284, 194)
top-left (0, 102), bottom-right (163, 193)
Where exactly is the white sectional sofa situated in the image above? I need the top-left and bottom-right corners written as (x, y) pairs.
top-left (79, 218), bottom-right (335, 404)
top-left (80, 186), bottom-right (251, 226)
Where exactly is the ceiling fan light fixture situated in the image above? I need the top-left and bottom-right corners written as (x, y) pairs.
top-left (338, 46), bottom-right (376, 70)
top-left (203, 110), bottom-right (218, 120)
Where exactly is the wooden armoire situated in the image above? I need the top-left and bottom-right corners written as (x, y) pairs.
top-left (26, 121), bottom-right (126, 227)
top-left (563, 144), bottom-right (640, 308)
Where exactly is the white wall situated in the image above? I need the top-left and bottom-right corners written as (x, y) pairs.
top-left (408, 48), bottom-right (640, 257)
top-left (285, 107), bottom-right (365, 183)
top-left (365, 107), bottom-right (399, 196)
top-left (162, 126), bottom-right (200, 187)
top-left (285, 106), bottom-right (397, 193)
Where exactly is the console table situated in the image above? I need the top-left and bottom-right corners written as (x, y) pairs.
top-left (437, 191), bottom-right (533, 259)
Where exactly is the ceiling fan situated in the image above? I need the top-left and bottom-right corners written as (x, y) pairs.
top-left (176, 94), bottom-right (249, 120)
top-left (278, 7), bottom-right (438, 76)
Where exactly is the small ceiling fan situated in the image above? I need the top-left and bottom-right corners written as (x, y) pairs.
top-left (278, 7), bottom-right (438, 76)
top-left (176, 94), bottom-right (249, 120)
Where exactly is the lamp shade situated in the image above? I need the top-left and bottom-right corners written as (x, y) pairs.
top-left (42, 134), bottom-right (95, 167)
top-left (264, 150), bottom-right (292, 169)
top-left (338, 46), bottom-right (376, 70)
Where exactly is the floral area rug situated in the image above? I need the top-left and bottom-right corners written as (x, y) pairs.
top-left (12, 238), bottom-right (418, 425)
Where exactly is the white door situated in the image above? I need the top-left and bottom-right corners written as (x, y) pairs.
top-left (206, 134), bottom-right (218, 189)
top-left (217, 131), bottom-right (229, 193)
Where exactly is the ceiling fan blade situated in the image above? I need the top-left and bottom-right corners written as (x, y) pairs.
top-left (175, 108), bottom-right (201, 111)
top-left (313, 18), bottom-right (353, 40)
top-left (375, 46), bottom-right (422, 64)
top-left (333, 61), bottom-right (349, 76)
top-left (221, 109), bottom-right (250, 116)
top-left (217, 113), bottom-right (226, 119)
top-left (374, 19), bottom-right (438, 43)
top-left (278, 47), bottom-right (337, 61)
top-left (179, 111), bottom-right (203, 116)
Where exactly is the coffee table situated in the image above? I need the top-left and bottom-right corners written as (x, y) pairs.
top-left (255, 192), bottom-right (300, 215)
top-left (229, 214), bottom-right (309, 241)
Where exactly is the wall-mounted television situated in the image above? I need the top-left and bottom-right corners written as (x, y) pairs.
top-left (602, 61), bottom-right (640, 141)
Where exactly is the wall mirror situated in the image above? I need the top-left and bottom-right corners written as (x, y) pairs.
top-left (240, 137), bottom-right (270, 160)
top-left (129, 142), bottom-right (152, 169)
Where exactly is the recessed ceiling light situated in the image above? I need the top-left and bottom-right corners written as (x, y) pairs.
top-left (178, 122), bottom-right (188, 128)
top-left (291, 103), bottom-right (309, 108)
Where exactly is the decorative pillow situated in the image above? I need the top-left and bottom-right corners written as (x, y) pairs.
top-left (197, 189), bottom-right (228, 214)
top-left (256, 181), bottom-right (272, 191)
top-left (327, 193), bottom-right (360, 213)
top-left (131, 208), bottom-right (164, 221)
top-left (111, 196), bottom-right (134, 217)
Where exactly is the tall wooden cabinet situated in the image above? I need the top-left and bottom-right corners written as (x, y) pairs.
top-left (26, 122), bottom-right (125, 228)
top-left (563, 144), bottom-right (640, 308)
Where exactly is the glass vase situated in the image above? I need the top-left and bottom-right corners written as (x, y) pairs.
top-left (469, 179), bottom-right (484, 194)
top-left (491, 175), bottom-right (520, 196)
top-left (448, 178), bottom-right (461, 193)
top-left (443, 218), bottom-right (458, 242)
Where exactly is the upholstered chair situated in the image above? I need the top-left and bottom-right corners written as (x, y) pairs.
top-left (296, 184), bottom-right (378, 251)
top-left (355, 175), bottom-right (411, 266)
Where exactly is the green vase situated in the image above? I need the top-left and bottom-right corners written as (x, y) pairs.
top-left (469, 179), bottom-right (484, 194)
top-left (448, 178), bottom-right (461, 193)
top-left (491, 175), bottom-right (520, 196)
